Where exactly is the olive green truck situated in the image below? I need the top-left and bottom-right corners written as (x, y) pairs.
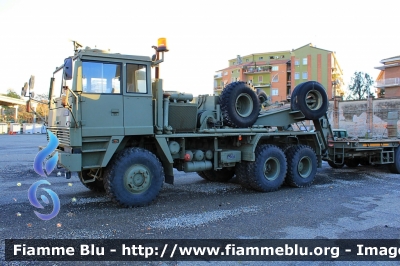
top-left (42, 39), bottom-right (400, 207)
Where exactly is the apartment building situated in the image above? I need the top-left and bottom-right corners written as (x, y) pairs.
top-left (214, 44), bottom-right (344, 103)
top-left (375, 55), bottom-right (400, 98)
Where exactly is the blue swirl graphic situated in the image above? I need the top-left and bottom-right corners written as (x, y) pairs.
top-left (28, 180), bottom-right (60, 220)
top-left (34, 130), bottom-right (59, 176)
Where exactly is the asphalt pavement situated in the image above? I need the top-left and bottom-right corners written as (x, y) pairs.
top-left (1, 134), bottom-right (399, 266)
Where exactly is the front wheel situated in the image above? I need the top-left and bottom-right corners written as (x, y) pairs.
top-left (247, 144), bottom-right (287, 192)
top-left (103, 148), bottom-right (164, 207)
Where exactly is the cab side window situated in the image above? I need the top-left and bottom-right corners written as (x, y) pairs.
top-left (82, 61), bottom-right (121, 94)
top-left (126, 64), bottom-right (147, 93)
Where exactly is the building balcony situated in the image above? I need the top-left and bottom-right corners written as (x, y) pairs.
top-left (214, 72), bottom-right (223, 79)
top-left (375, 78), bottom-right (400, 88)
top-left (244, 67), bottom-right (271, 74)
top-left (251, 83), bottom-right (271, 87)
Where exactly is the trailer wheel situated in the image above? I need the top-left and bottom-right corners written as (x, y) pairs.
top-left (235, 161), bottom-right (252, 189)
top-left (291, 81), bottom-right (328, 120)
top-left (285, 145), bottom-right (317, 187)
top-left (345, 158), bottom-right (360, 168)
top-left (389, 147), bottom-right (400, 174)
top-left (203, 168), bottom-right (235, 182)
top-left (219, 81), bottom-right (260, 128)
top-left (248, 144), bottom-right (287, 192)
top-left (79, 169), bottom-right (105, 192)
top-left (103, 147), bottom-right (164, 207)
top-left (328, 160), bottom-right (344, 169)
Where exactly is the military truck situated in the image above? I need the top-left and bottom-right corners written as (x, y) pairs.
top-left (44, 38), bottom-right (399, 207)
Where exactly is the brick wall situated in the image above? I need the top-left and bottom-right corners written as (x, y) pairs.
top-left (328, 98), bottom-right (400, 137)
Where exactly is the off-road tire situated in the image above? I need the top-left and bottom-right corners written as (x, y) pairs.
top-left (290, 81), bottom-right (328, 120)
top-left (285, 145), bottom-right (317, 187)
top-left (103, 147), bottom-right (164, 207)
top-left (235, 161), bottom-right (252, 189)
top-left (247, 144), bottom-right (287, 192)
top-left (203, 168), bottom-right (235, 182)
top-left (197, 171), bottom-right (210, 181)
top-left (257, 91), bottom-right (269, 105)
top-left (79, 170), bottom-right (105, 192)
top-left (219, 81), bottom-right (260, 128)
top-left (389, 147), bottom-right (400, 174)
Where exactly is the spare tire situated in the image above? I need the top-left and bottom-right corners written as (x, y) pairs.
top-left (257, 91), bottom-right (269, 105)
top-left (219, 81), bottom-right (260, 128)
top-left (290, 81), bottom-right (328, 120)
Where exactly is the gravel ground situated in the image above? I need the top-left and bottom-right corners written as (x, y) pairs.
top-left (1, 134), bottom-right (400, 266)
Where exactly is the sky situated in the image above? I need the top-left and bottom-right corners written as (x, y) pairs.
top-left (0, 0), bottom-right (399, 98)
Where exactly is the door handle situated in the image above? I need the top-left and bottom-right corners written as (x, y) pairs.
top-left (111, 109), bottom-right (119, 116)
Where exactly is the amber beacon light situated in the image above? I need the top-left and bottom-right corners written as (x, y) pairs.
top-left (157, 38), bottom-right (168, 52)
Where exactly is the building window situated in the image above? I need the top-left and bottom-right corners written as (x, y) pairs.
top-left (272, 89), bottom-right (279, 96)
top-left (246, 59), bottom-right (249, 62)
top-left (302, 72), bottom-right (308, 80)
top-left (258, 76), bottom-right (263, 82)
top-left (272, 74), bottom-right (279, 82)
top-left (272, 66), bottom-right (279, 71)
top-left (295, 60), bottom-right (299, 66)
top-left (269, 56), bottom-right (274, 59)
top-left (303, 58), bottom-right (307, 65)
top-left (232, 70), bottom-right (234, 74)
top-left (224, 71), bottom-right (228, 76)
top-left (281, 55), bottom-right (285, 58)
top-left (232, 61), bottom-right (236, 65)
top-left (295, 72), bottom-right (300, 80)
top-left (259, 57), bottom-right (263, 60)
top-left (238, 69), bottom-right (240, 73)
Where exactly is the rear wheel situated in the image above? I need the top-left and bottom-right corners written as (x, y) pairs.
top-left (103, 147), bottom-right (164, 207)
top-left (235, 162), bottom-right (252, 189)
top-left (197, 171), bottom-right (210, 181)
top-left (247, 144), bottom-right (287, 192)
top-left (285, 145), bottom-right (317, 187)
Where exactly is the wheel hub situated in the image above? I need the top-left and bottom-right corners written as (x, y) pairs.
top-left (298, 156), bottom-right (312, 178)
top-left (306, 90), bottom-right (323, 110)
top-left (235, 93), bottom-right (253, 117)
top-left (124, 165), bottom-right (151, 193)
top-left (263, 157), bottom-right (280, 181)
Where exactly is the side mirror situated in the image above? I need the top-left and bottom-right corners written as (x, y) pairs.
top-left (21, 82), bottom-right (28, 96)
top-left (64, 57), bottom-right (73, 80)
top-left (29, 75), bottom-right (35, 90)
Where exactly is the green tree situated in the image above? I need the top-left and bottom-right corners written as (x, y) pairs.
top-left (346, 72), bottom-right (374, 100)
top-left (5, 89), bottom-right (21, 99)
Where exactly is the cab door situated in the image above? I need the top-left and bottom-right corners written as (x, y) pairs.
top-left (80, 61), bottom-right (124, 137)
top-left (123, 63), bottom-right (153, 135)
